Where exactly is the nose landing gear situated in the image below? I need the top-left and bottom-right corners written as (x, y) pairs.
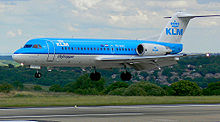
top-left (35, 71), bottom-right (42, 78)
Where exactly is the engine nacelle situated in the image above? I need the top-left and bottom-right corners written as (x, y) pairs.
top-left (136, 43), bottom-right (172, 56)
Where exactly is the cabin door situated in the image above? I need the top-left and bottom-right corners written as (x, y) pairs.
top-left (110, 45), bottom-right (115, 54)
top-left (46, 41), bottom-right (55, 62)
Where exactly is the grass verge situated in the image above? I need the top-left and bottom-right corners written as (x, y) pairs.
top-left (0, 91), bottom-right (220, 107)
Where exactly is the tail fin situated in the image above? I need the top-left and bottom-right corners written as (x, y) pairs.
top-left (158, 12), bottom-right (220, 43)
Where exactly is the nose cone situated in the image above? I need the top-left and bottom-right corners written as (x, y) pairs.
top-left (12, 49), bottom-right (24, 63)
top-left (12, 54), bottom-right (21, 63)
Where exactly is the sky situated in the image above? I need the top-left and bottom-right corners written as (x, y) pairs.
top-left (0, 0), bottom-right (220, 54)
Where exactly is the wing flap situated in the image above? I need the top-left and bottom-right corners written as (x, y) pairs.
top-left (96, 53), bottom-right (206, 71)
top-left (97, 54), bottom-right (185, 62)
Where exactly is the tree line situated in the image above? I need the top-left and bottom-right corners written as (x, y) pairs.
top-left (1, 55), bottom-right (220, 95)
top-left (1, 74), bottom-right (220, 96)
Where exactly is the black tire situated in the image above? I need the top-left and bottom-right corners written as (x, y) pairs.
top-left (90, 72), bottom-right (101, 81)
top-left (35, 72), bottom-right (42, 78)
top-left (90, 72), bottom-right (95, 80)
top-left (95, 72), bottom-right (101, 81)
top-left (120, 72), bottom-right (127, 81)
top-left (125, 72), bottom-right (132, 81)
top-left (120, 72), bottom-right (132, 81)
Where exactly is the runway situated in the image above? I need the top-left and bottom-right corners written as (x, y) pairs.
top-left (1, 104), bottom-right (220, 122)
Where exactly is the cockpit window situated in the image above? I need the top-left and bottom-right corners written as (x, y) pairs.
top-left (33, 44), bottom-right (38, 48)
top-left (33, 44), bottom-right (42, 49)
top-left (24, 44), bottom-right (32, 48)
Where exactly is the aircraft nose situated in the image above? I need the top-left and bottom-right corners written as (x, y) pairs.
top-left (12, 49), bottom-right (24, 63)
top-left (12, 54), bottom-right (23, 63)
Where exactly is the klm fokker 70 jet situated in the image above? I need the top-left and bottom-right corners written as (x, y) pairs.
top-left (13, 12), bottom-right (220, 81)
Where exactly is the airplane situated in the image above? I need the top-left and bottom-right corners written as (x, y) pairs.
top-left (12, 12), bottom-right (220, 81)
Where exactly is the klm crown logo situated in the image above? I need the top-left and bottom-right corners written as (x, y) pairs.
top-left (171, 20), bottom-right (179, 27)
top-left (152, 47), bottom-right (159, 52)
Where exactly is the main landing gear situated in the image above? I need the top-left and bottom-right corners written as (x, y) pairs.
top-left (90, 71), bottom-right (101, 81)
top-left (90, 67), bottom-right (101, 81)
top-left (89, 65), bottom-right (132, 81)
top-left (120, 64), bottom-right (132, 81)
top-left (89, 70), bottom-right (132, 81)
top-left (35, 71), bottom-right (42, 78)
top-left (120, 71), bottom-right (132, 81)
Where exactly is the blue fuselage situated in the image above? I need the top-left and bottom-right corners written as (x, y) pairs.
top-left (14, 38), bottom-right (183, 55)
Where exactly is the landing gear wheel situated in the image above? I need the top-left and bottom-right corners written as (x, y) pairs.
top-left (126, 72), bottom-right (132, 81)
top-left (120, 71), bottom-right (132, 81)
top-left (90, 72), bottom-right (101, 81)
top-left (35, 72), bottom-right (42, 78)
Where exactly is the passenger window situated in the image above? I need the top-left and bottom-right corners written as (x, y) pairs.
top-left (104, 48), bottom-right (106, 51)
top-left (81, 47), bottom-right (83, 50)
top-left (68, 47), bottom-right (70, 50)
top-left (128, 48), bottom-right (130, 51)
top-left (62, 47), bottom-right (64, 50)
top-left (119, 48), bottom-right (121, 51)
top-left (91, 48), bottom-right (92, 50)
top-left (125, 48), bottom-right (127, 51)
top-left (97, 48), bottom-right (99, 51)
top-left (100, 48), bottom-right (102, 51)
top-left (72, 47), bottom-right (73, 50)
top-left (112, 48), bottom-right (114, 51)
top-left (107, 48), bottom-right (109, 51)
top-left (122, 48), bottom-right (124, 51)
top-left (87, 48), bottom-right (89, 50)
top-left (84, 47), bottom-right (86, 50)
top-left (117, 48), bottom-right (118, 51)
top-left (94, 48), bottom-right (96, 50)
top-left (65, 47), bottom-right (67, 50)
top-left (78, 47), bottom-right (80, 50)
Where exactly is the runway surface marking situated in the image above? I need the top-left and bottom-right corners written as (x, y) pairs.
top-left (0, 104), bottom-right (220, 111)
top-left (0, 113), bottom-right (144, 119)
top-left (79, 104), bottom-right (220, 109)
top-left (1, 104), bottom-right (220, 110)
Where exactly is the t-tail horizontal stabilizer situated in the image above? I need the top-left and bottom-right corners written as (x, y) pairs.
top-left (164, 14), bottom-right (220, 18)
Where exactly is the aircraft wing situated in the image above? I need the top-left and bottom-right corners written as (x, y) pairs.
top-left (97, 53), bottom-right (205, 71)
